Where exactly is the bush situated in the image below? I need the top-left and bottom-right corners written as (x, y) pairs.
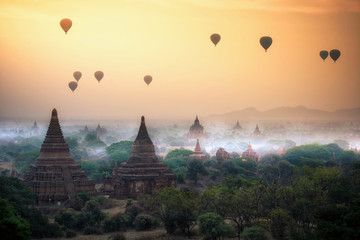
top-left (243, 226), bottom-right (268, 240)
top-left (133, 214), bottom-right (159, 231)
top-left (125, 204), bottom-right (144, 223)
top-left (103, 214), bottom-right (132, 232)
top-left (198, 212), bottom-right (233, 240)
top-left (65, 230), bottom-right (77, 238)
top-left (55, 209), bottom-right (79, 230)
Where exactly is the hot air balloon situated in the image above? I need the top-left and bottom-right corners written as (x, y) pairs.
top-left (94, 71), bottom-right (104, 82)
top-left (68, 81), bottom-right (78, 92)
top-left (260, 36), bottom-right (272, 52)
top-left (73, 71), bottom-right (82, 82)
top-left (319, 51), bottom-right (328, 61)
top-left (330, 49), bottom-right (341, 63)
top-left (210, 34), bottom-right (221, 47)
top-left (144, 75), bottom-right (152, 86)
top-left (60, 18), bottom-right (72, 34)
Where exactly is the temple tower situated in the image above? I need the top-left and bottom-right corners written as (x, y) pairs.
top-left (110, 116), bottom-right (176, 199)
top-left (253, 124), bottom-right (261, 136)
top-left (233, 120), bottom-right (242, 130)
top-left (189, 139), bottom-right (207, 162)
top-left (23, 109), bottom-right (97, 205)
top-left (187, 115), bottom-right (205, 138)
top-left (242, 143), bottom-right (259, 162)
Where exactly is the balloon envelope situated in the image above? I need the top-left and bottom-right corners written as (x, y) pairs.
top-left (210, 34), bottom-right (221, 46)
top-left (68, 81), bottom-right (78, 92)
top-left (94, 71), bottom-right (104, 82)
top-left (319, 51), bottom-right (328, 61)
top-left (60, 18), bottom-right (72, 34)
top-left (330, 49), bottom-right (341, 62)
top-left (144, 75), bottom-right (152, 85)
top-left (73, 71), bottom-right (82, 81)
top-left (260, 36), bottom-right (272, 52)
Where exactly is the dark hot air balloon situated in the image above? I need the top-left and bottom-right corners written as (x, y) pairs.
top-left (68, 81), bottom-right (78, 92)
top-left (60, 18), bottom-right (72, 34)
top-left (210, 34), bottom-right (221, 47)
top-left (330, 49), bottom-right (341, 63)
top-left (73, 71), bottom-right (82, 81)
top-left (260, 36), bottom-right (272, 52)
top-left (144, 75), bottom-right (152, 86)
top-left (319, 51), bottom-right (328, 61)
top-left (94, 71), bottom-right (104, 82)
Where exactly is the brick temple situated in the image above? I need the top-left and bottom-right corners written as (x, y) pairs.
top-left (189, 139), bottom-right (207, 162)
top-left (23, 109), bottom-right (97, 205)
top-left (109, 116), bottom-right (176, 199)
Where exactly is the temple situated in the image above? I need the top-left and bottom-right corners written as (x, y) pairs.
top-left (233, 120), bottom-right (242, 130)
top-left (242, 143), bottom-right (259, 162)
top-left (253, 124), bottom-right (262, 136)
top-left (187, 115), bottom-right (205, 138)
top-left (31, 121), bottom-right (39, 134)
top-left (23, 109), bottom-right (97, 206)
top-left (189, 139), bottom-right (207, 162)
top-left (110, 116), bottom-right (176, 199)
top-left (216, 147), bottom-right (230, 170)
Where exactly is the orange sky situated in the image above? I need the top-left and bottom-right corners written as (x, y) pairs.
top-left (0, 0), bottom-right (359, 120)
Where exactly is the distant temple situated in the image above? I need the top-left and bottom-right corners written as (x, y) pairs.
top-left (189, 139), bottom-right (207, 162)
top-left (216, 147), bottom-right (230, 170)
top-left (109, 116), bottom-right (176, 199)
top-left (10, 160), bottom-right (19, 178)
top-left (242, 143), bottom-right (259, 162)
top-left (23, 109), bottom-right (97, 206)
top-left (277, 147), bottom-right (287, 156)
top-left (187, 115), bottom-right (205, 138)
top-left (253, 124), bottom-right (262, 136)
top-left (31, 121), bottom-right (39, 134)
top-left (233, 120), bottom-right (242, 130)
top-left (84, 125), bottom-right (89, 134)
top-left (96, 124), bottom-right (106, 138)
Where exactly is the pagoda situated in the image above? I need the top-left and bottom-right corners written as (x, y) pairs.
top-left (233, 120), bottom-right (242, 130)
top-left (216, 147), bottom-right (230, 170)
top-left (242, 143), bottom-right (259, 162)
top-left (187, 115), bottom-right (205, 138)
top-left (31, 121), bottom-right (39, 134)
top-left (253, 124), bottom-right (262, 136)
top-left (23, 109), bottom-right (97, 206)
top-left (189, 139), bottom-right (207, 162)
top-left (110, 116), bottom-right (176, 199)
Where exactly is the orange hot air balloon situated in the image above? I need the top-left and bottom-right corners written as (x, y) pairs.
top-left (73, 71), bottom-right (82, 82)
top-left (60, 18), bottom-right (72, 34)
top-left (210, 33), bottom-right (221, 47)
top-left (68, 81), bottom-right (78, 92)
top-left (94, 71), bottom-right (104, 82)
top-left (144, 75), bottom-right (152, 86)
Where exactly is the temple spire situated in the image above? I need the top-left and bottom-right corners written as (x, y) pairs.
top-left (195, 139), bottom-right (202, 153)
top-left (135, 116), bottom-right (152, 142)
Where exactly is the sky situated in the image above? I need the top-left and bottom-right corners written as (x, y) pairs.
top-left (0, 0), bottom-right (359, 120)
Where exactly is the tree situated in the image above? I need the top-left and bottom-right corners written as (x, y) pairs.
top-left (260, 153), bottom-right (281, 167)
top-left (269, 208), bottom-right (294, 240)
top-left (323, 143), bottom-right (344, 159)
top-left (106, 141), bottom-right (133, 155)
top-left (282, 144), bottom-right (331, 165)
top-left (198, 212), bottom-right (233, 240)
top-left (333, 139), bottom-right (349, 150)
top-left (242, 226), bottom-right (268, 240)
top-left (338, 151), bottom-right (358, 163)
top-left (187, 159), bottom-right (207, 184)
top-left (165, 149), bottom-right (193, 161)
top-left (0, 198), bottom-right (30, 240)
top-left (65, 136), bottom-right (79, 150)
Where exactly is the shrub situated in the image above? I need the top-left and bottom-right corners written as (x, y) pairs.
top-left (198, 212), bottom-right (233, 240)
top-left (84, 226), bottom-right (100, 235)
top-left (242, 226), bottom-right (268, 240)
top-left (133, 214), bottom-right (159, 231)
top-left (125, 204), bottom-right (144, 223)
top-left (103, 214), bottom-right (132, 232)
top-left (55, 209), bottom-right (79, 230)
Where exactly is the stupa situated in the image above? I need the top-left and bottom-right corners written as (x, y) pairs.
top-left (110, 116), bottom-right (176, 199)
top-left (23, 109), bottom-right (97, 205)
top-left (233, 120), bottom-right (242, 130)
top-left (189, 139), bottom-right (207, 162)
top-left (242, 143), bottom-right (259, 162)
top-left (253, 124), bottom-right (262, 136)
top-left (216, 147), bottom-right (230, 170)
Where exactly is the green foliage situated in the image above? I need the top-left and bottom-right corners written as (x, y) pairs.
top-left (23, 137), bottom-right (43, 148)
top-left (323, 143), bottom-right (344, 159)
top-left (103, 213), bottom-right (132, 232)
top-left (299, 158), bottom-right (324, 168)
top-left (65, 136), bottom-right (79, 150)
top-left (55, 209), bottom-right (79, 230)
top-left (165, 149), bottom-right (193, 161)
top-left (222, 159), bottom-right (242, 176)
top-left (14, 150), bottom-right (40, 173)
top-left (84, 133), bottom-right (106, 147)
top-left (133, 214), bottom-right (159, 231)
top-left (260, 153), bottom-right (281, 167)
top-left (108, 150), bottom-right (130, 163)
top-left (84, 226), bottom-right (101, 235)
top-left (242, 226), bottom-right (268, 240)
top-left (204, 160), bottom-right (218, 168)
top-left (65, 229), bottom-right (77, 238)
top-left (209, 169), bottom-right (221, 180)
top-left (164, 157), bottom-right (187, 170)
top-left (198, 212), bottom-right (233, 240)
top-left (0, 198), bottom-right (31, 240)
top-left (338, 151), bottom-right (358, 163)
top-left (269, 208), bottom-right (294, 240)
top-left (282, 144), bottom-right (331, 165)
top-left (187, 159), bottom-right (207, 184)
top-left (108, 233), bottom-right (127, 240)
top-left (173, 166), bottom-right (187, 183)
top-left (106, 141), bottom-right (133, 155)
top-left (125, 203), bottom-right (144, 223)
top-left (0, 176), bottom-right (37, 207)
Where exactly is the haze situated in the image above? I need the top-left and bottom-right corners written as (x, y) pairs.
top-left (0, 0), bottom-right (359, 120)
